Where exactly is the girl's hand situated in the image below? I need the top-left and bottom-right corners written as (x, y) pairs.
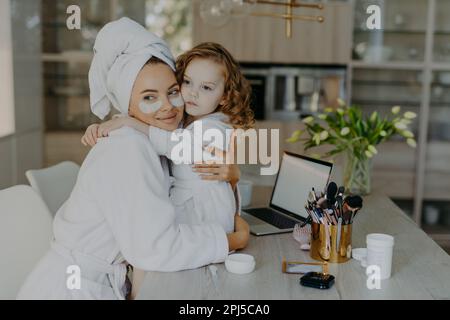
top-left (81, 123), bottom-right (100, 147)
top-left (97, 117), bottom-right (129, 138)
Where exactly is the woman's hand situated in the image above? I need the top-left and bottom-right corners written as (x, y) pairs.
top-left (192, 130), bottom-right (240, 189)
top-left (192, 163), bottom-right (240, 189)
top-left (81, 123), bottom-right (100, 147)
top-left (226, 215), bottom-right (250, 251)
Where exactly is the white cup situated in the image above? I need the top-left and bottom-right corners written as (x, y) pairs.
top-left (366, 233), bottom-right (395, 280)
top-left (238, 180), bottom-right (253, 208)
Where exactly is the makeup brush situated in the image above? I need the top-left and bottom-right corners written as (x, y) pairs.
top-left (308, 190), bottom-right (317, 204)
top-left (345, 195), bottom-right (363, 209)
top-left (343, 195), bottom-right (363, 224)
top-left (312, 187), bottom-right (321, 200)
top-left (350, 208), bottom-right (361, 224)
top-left (335, 186), bottom-right (345, 218)
top-left (300, 214), bottom-right (313, 227)
top-left (326, 182), bottom-right (338, 208)
top-left (317, 196), bottom-right (328, 209)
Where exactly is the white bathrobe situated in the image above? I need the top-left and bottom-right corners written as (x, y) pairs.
top-left (148, 113), bottom-right (237, 233)
top-left (17, 127), bottom-right (228, 300)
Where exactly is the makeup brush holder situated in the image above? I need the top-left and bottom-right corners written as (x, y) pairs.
top-left (310, 222), bottom-right (352, 263)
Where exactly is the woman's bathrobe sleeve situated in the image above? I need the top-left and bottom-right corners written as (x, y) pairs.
top-left (86, 132), bottom-right (229, 271)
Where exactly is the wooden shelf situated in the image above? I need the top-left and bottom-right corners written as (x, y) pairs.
top-left (351, 60), bottom-right (425, 70)
top-left (431, 63), bottom-right (450, 71)
top-left (42, 51), bottom-right (93, 63)
top-left (423, 225), bottom-right (450, 238)
top-left (351, 99), bottom-right (421, 107)
top-left (355, 29), bottom-right (450, 36)
top-left (352, 80), bottom-right (422, 87)
top-left (354, 28), bottom-right (427, 34)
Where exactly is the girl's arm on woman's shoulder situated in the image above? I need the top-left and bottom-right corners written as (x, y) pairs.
top-left (80, 117), bottom-right (150, 147)
top-left (81, 123), bottom-right (100, 147)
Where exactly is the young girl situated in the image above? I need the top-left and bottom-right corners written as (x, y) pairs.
top-left (84, 42), bottom-right (255, 233)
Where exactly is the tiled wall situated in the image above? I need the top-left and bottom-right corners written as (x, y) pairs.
top-left (0, 0), bottom-right (43, 189)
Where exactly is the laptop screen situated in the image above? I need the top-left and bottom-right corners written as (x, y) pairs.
top-left (270, 152), bottom-right (332, 219)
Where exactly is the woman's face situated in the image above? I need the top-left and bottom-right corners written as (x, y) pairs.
top-left (129, 62), bottom-right (184, 131)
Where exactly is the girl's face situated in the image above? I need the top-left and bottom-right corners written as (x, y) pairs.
top-left (181, 58), bottom-right (226, 118)
top-left (129, 62), bottom-right (184, 131)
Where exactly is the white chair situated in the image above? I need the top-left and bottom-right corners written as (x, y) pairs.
top-left (0, 185), bottom-right (53, 299)
top-left (26, 161), bottom-right (80, 215)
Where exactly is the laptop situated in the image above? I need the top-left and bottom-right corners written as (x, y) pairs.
top-left (241, 151), bottom-right (333, 236)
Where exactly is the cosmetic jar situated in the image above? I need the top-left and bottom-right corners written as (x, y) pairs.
top-left (225, 254), bottom-right (255, 274)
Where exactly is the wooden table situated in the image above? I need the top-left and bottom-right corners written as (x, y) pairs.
top-left (137, 186), bottom-right (450, 300)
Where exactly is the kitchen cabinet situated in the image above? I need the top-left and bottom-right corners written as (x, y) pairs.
top-left (192, 0), bottom-right (353, 64)
top-left (41, 0), bottom-right (146, 166)
top-left (41, 0), bottom-right (146, 132)
top-left (349, 0), bottom-right (450, 243)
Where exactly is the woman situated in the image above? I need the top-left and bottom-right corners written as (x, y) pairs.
top-left (17, 17), bottom-right (249, 300)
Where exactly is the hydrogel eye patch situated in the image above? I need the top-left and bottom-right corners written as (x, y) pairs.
top-left (139, 100), bottom-right (163, 114)
top-left (169, 95), bottom-right (184, 108)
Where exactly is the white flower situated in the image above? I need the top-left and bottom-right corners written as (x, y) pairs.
top-left (365, 150), bottom-right (374, 158)
top-left (320, 131), bottom-right (329, 140)
top-left (370, 111), bottom-right (377, 122)
top-left (395, 122), bottom-right (407, 130)
top-left (340, 127), bottom-right (350, 136)
top-left (368, 145), bottom-right (378, 154)
top-left (392, 106), bottom-right (401, 114)
top-left (324, 108), bottom-right (334, 113)
top-left (407, 138), bottom-right (417, 148)
top-left (313, 133), bottom-right (321, 145)
top-left (337, 98), bottom-right (346, 107)
top-left (400, 119), bottom-right (412, 125)
top-left (302, 116), bottom-right (314, 124)
top-left (380, 130), bottom-right (387, 137)
top-left (404, 111), bottom-right (417, 119)
top-left (401, 130), bottom-right (414, 138)
top-left (337, 108), bottom-right (344, 115)
top-left (318, 114), bottom-right (327, 120)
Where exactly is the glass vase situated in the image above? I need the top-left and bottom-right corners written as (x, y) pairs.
top-left (344, 152), bottom-right (372, 195)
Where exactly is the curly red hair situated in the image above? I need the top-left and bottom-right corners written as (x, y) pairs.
top-left (176, 42), bottom-right (255, 130)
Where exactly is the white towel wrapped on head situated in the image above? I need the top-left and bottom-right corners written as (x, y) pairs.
top-left (88, 17), bottom-right (175, 119)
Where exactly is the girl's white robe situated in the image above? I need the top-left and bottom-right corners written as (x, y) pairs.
top-left (148, 113), bottom-right (237, 233)
top-left (17, 127), bottom-right (228, 300)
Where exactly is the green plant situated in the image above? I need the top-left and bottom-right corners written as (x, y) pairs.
top-left (287, 100), bottom-right (417, 195)
top-left (286, 100), bottom-right (417, 160)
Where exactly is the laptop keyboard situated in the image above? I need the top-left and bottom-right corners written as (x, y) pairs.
top-left (244, 208), bottom-right (297, 229)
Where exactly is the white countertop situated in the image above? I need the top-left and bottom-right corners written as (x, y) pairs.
top-left (136, 187), bottom-right (450, 300)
